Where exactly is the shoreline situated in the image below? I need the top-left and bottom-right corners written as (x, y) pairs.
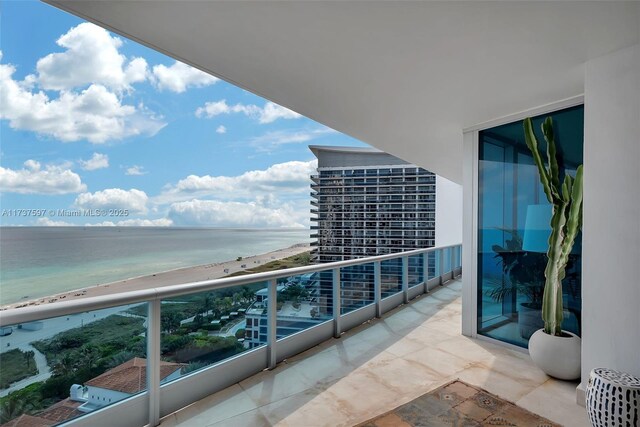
top-left (1, 243), bottom-right (310, 311)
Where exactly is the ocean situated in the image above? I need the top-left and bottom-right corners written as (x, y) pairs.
top-left (0, 227), bottom-right (311, 306)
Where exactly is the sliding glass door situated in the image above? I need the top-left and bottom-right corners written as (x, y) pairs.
top-left (477, 105), bottom-right (583, 347)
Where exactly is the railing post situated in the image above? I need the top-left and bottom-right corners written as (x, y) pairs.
top-left (439, 248), bottom-right (445, 286)
top-left (422, 252), bottom-right (429, 294)
top-left (402, 256), bottom-right (409, 304)
top-left (267, 279), bottom-right (277, 369)
top-left (332, 268), bottom-right (341, 338)
top-left (147, 299), bottom-right (161, 427)
top-left (374, 261), bottom-right (382, 318)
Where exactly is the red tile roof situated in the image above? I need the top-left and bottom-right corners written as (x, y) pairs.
top-left (1, 414), bottom-right (54, 427)
top-left (84, 357), bottom-right (184, 394)
top-left (36, 398), bottom-right (83, 424)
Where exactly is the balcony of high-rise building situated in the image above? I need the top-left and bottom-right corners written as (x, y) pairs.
top-left (1, 2), bottom-right (638, 427)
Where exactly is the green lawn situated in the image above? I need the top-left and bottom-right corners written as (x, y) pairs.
top-left (0, 349), bottom-right (38, 389)
top-left (227, 251), bottom-right (312, 277)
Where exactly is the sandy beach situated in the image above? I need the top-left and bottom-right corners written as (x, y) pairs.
top-left (2, 243), bottom-right (310, 310)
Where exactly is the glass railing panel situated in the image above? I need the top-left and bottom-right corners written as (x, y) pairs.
top-left (340, 262), bottom-right (375, 314)
top-left (428, 250), bottom-right (439, 279)
top-left (159, 283), bottom-right (263, 382)
top-left (380, 258), bottom-right (403, 298)
top-left (0, 304), bottom-right (148, 425)
top-left (443, 247), bottom-right (452, 273)
top-left (408, 255), bottom-right (423, 287)
top-left (275, 272), bottom-right (332, 341)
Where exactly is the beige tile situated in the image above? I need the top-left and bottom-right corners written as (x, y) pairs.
top-left (260, 387), bottom-right (350, 427)
top-left (421, 316), bottom-right (463, 337)
top-left (403, 345), bottom-right (470, 378)
top-left (377, 336), bottom-right (429, 358)
top-left (239, 363), bottom-right (317, 407)
top-left (349, 320), bottom-right (403, 348)
top-left (366, 356), bottom-right (442, 399)
top-left (482, 350), bottom-right (548, 386)
top-left (207, 408), bottom-right (270, 427)
top-left (324, 370), bottom-right (407, 426)
top-left (172, 384), bottom-right (258, 427)
top-left (403, 326), bottom-right (462, 349)
top-left (456, 365), bottom-right (535, 402)
top-left (516, 379), bottom-right (590, 427)
top-left (289, 346), bottom-right (359, 386)
top-left (435, 337), bottom-right (500, 365)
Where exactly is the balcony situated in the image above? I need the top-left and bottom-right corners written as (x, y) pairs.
top-left (0, 245), bottom-right (461, 427)
top-left (158, 279), bottom-right (587, 427)
top-left (0, 243), bottom-right (589, 426)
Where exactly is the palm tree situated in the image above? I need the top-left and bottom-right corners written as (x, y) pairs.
top-left (53, 353), bottom-right (75, 377)
top-left (161, 311), bottom-right (181, 334)
top-left (202, 293), bottom-right (213, 315)
top-left (23, 350), bottom-right (35, 371)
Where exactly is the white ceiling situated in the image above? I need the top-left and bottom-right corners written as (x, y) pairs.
top-left (46, 1), bottom-right (639, 183)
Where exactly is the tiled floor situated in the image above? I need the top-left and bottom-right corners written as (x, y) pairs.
top-left (159, 279), bottom-right (589, 427)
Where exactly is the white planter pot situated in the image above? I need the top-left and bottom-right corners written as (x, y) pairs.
top-left (528, 329), bottom-right (581, 380)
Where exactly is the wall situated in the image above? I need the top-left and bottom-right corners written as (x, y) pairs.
top-left (435, 175), bottom-right (463, 247)
top-left (582, 44), bottom-right (640, 386)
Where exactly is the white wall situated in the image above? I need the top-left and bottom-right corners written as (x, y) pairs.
top-left (582, 43), bottom-right (640, 386)
top-left (435, 175), bottom-right (463, 247)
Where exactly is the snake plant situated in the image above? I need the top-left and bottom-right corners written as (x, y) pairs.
top-left (523, 117), bottom-right (583, 336)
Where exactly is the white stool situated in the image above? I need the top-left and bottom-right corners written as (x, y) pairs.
top-left (586, 368), bottom-right (640, 427)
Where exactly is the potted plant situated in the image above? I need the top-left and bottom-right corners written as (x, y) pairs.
top-left (523, 116), bottom-right (583, 380)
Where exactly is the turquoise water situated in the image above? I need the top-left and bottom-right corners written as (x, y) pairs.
top-left (0, 227), bottom-right (311, 305)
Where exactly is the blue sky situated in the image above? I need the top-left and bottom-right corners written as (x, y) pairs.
top-left (0, 1), bottom-right (367, 227)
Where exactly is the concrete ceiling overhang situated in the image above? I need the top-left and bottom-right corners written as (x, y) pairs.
top-left (44, 1), bottom-right (639, 183)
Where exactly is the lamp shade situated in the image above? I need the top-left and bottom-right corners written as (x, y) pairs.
top-left (522, 204), bottom-right (552, 253)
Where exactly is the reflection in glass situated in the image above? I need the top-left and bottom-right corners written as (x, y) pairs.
top-left (0, 304), bottom-right (147, 425)
top-left (275, 273), bottom-right (332, 340)
top-left (477, 105), bottom-right (583, 347)
top-left (159, 285), bottom-right (261, 379)
top-left (340, 263), bottom-right (375, 314)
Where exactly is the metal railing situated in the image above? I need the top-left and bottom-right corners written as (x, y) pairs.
top-left (0, 243), bottom-right (462, 427)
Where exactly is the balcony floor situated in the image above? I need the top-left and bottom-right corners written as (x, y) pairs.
top-left (159, 278), bottom-right (588, 427)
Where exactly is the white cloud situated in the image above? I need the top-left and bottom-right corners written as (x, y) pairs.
top-left (152, 61), bottom-right (218, 93)
top-left (88, 218), bottom-right (173, 227)
top-left (75, 188), bottom-right (149, 214)
top-left (0, 160), bottom-right (86, 194)
top-left (167, 199), bottom-right (305, 228)
top-left (215, 125), bottom-right (227, 134)
top-left (36, 23), bottom-right (148, 92)
top-left (0, 59), bottom-right (166, 143)
top-left (79, 153), bottom-right (109, 171)
top-left (248, 127), bottom-right (336, 152)
top-left (195, 100), bottom-right (301, 124)
top-left (35, 217), bottom-right (73, 226)
top-left (259, 102), bottom-right (302, 124)
top-left (125, 165), bottom-right (147, 176)
top-left (157, 159), bottom-right (316, 204)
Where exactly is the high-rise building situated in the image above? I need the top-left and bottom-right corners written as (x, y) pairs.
top-left (310, 145), bottom-right (436, 260)
top-left (310, 146), bottom-right (437, 312)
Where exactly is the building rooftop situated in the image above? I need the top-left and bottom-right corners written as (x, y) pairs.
top-left (0, 415), bottom-right (54, 427)
top-left (35, 399), bottom-right (83, 424)
top-left (85, 358), bottom-right (183, 394)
